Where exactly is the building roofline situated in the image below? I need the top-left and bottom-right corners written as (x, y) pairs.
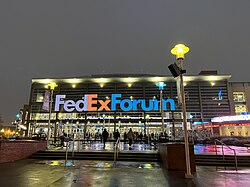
top-left (31, 74), bottom-right (231, 84)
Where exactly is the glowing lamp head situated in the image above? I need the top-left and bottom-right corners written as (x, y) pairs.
top-left (171, 44), bottom-right (190, 60)
top-left (48, 82), bottom-right (58, 90)
top-left (156, 82), bottom-right (166, 90)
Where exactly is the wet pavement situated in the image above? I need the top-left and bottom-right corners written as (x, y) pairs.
top-left (49, 141), bottom-right (250, 156)
top-left (1, 159), bottom-right (250, 187)
top-left (194, 144), bottom-right (250, 156)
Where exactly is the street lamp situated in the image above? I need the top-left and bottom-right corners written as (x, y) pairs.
top-left (146, 114), bottom-right (150, 145)
top-left (47, 82), bottom-right (58, 149)
top-left (170, 44), bottom-right (193, 178)
top-left (156, 82), bottom-right (166, 134)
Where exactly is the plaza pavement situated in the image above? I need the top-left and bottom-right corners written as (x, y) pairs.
top-left (1, 142), bottom-right (250, 187)
top-left (0, 159), bottom-right (250, 187)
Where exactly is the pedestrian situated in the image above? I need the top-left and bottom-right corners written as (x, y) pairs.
top-left (124, 132), bottom-right (127, 142)
top-left (127, 128), bottom-right (134, 148)
top-left (139, 132), bottom-right (143, 142)
top-left (114, 129), bottom-right (120, 142)
top-left (102, 128), bottom-right (109, 149)
top-left (60, 130), bottom-right (67, 147)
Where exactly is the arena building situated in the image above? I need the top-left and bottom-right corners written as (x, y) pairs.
top-left (26, 71), bottom-right (232, 139)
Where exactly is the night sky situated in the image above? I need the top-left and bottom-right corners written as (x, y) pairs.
top-left (1, 0), bottom-right (250, 124)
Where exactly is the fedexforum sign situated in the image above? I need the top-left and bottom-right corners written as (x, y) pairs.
top-left (54, 94), bottom-right (175, 112)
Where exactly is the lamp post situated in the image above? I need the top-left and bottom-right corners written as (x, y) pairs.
top-left (171, 44), bottom-right (193, 178)
top-left (156, 82), bottom-right (166, 134)
top-left (47, 82), bottom-right (58, 149)
top-left (146, 114), bottom-right (150, 145)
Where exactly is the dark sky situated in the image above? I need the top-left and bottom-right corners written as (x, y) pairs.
top-left (1, 0), bottom-right (250, 124)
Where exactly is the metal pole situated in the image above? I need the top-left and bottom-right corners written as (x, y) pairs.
top-left (54, 122), bottom-right (57, 146)
top-left (172, 111), bottom-right (175, 138)
top-left (179, 59), bottom-right (193, 178)
top-left (47, 89), bottom-right (53, 149)
top-left (78, 132), bottom-right (80, 152)
top-left (160, 90), bottom-right (165, 134)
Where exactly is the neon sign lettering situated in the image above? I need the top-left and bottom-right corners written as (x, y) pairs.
top-left (54, 94), bottom-right (175, 112)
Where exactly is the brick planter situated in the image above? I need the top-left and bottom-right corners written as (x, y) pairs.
top-left (158, 142), bottom-right (196, 173)
top-left (0, 140), bottom-right (46, 164)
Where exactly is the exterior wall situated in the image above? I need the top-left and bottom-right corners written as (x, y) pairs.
top-left (0, 140), bottom-right (46, 163)
top-left (220, 126), bottom-right (250, 136)
top-left (229, 82), bottom-right (250, 114)
top-left (228, 83), bottom-right (235, 115)
top-left (26, 74), bottom-right (232, 137)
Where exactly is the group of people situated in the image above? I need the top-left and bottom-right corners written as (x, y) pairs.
top-left (58, 128), bottom-right (144, 149)
top-left (101, 128), bottom-right (134, 149)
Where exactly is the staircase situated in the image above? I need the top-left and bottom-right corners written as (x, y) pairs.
top-left (195, 154), bottom-right (250, 167)
top-left (30, 151), bottom-right (250, 167)
top-left (30, 151), bottom-right (161, 162)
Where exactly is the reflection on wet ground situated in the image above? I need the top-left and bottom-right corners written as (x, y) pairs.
top-left (1, 159), bottom-right (250, 187)
top-left (194, 144), bottom-right (250, 155)
top-left (50, 141), bottom-right (250, 155)
top-left (51, 141), bottom-right (158, 152)
top-left (44, 160), bottom-right (161, 169)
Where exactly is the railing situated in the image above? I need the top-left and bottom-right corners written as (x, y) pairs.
top-left (114, 138), bottom-right (120, 163)
top-left (65, 141), bottom-right (69, 166)
top-left (214, 139), bottom-right (238, 170)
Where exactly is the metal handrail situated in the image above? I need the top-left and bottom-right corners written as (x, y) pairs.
top-left (114, 137), bottom-right (120, 163)
top-left (214, 139), bottom-right (238, 170)
top-left (65, 141), bottom-right (69, 166)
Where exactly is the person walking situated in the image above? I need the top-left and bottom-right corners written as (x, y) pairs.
top-left (60, 130), bottom-right (67, 147)
top-left (127, 128), bottom-right (134, 148)
top-left (102, 128), bottom-right (109, 149)
top-left (114, 129), bottom-right (120, 142)
top-left (124, 132), bottom-right (127, 143)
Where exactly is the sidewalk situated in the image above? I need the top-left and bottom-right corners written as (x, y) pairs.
top-left (0, 159), bottom-right (250, 187)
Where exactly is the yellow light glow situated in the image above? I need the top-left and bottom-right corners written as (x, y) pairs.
top-left (58, 113), bottom-right (62, 118)
top-left (208, 76), bottom-right (216, 81)
top-left (72, 84), bottom-right (76, 88)
top-left (211, 82), bottom-right (215, 86)
top-left (48, 82), bottom-right (58, 90)
top-left (100, 84), bottom-right (104, 88)
top-left (128, 83), bottom-right (132, 87)
top-left (184, 83), bottom-right (187, 87)
top-left (171, 44), bottom-right (190, 60)
top-left (44, 85), bottom-right (49, 89)
top-left (1, 129), bottom-right (4, 133)
top-left (128, 77), bottom-right (132, 82)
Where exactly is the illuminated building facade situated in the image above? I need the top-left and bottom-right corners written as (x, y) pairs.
top-left (27, 72), bottom-right (232, 138)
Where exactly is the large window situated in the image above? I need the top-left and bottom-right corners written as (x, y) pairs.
top-left (36, 93), bottom-right (44, 102)
top-left (233, 92), bottom-right (246, 102)
top-left (235, 104), bottom-right (247, 115)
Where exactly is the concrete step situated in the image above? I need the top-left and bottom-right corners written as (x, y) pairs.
top-left (30, 151), bottom-right (161, 162)
top-left (194, 154), bottom-right (250, 166)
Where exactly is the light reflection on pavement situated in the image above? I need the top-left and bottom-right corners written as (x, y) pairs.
top-left (50, 141), bottom-right (250, 155)
top-left (194, 144), bottom-right (250, 155)
top-left (1, 159), bottom-right (250, 187)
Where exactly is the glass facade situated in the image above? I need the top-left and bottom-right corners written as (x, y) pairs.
top-left (27, 74), bottom-right (231, 138)
top-left (233, 92), bottom-right (248, 114)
